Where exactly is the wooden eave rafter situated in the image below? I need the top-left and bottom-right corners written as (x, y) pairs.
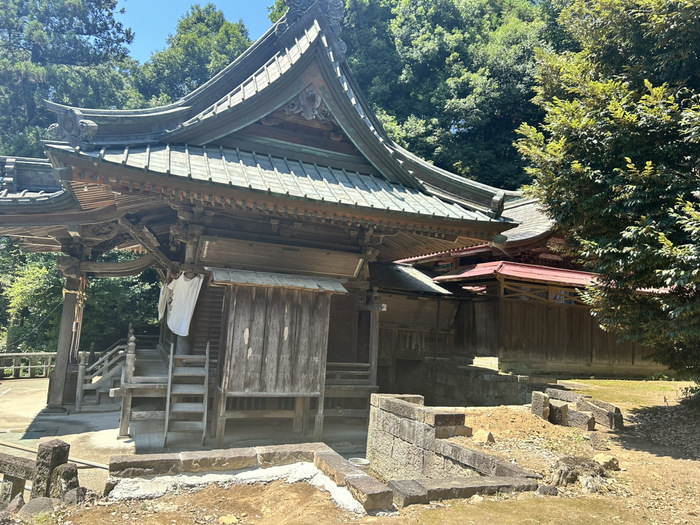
top-left (0, 204), bottom-right (123, 227)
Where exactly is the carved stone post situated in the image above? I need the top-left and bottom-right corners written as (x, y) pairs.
top-left (75, 350), bottom-right (87, 413)
top-left (31, 439), bottom-right (70, 499)
top-left (46, 259), bottom-right (82, 410)
top-left (118, 334), bottom-right (137, 438)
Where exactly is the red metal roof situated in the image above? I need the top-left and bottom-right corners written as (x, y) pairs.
top-left (434, 261), bottom-right (597, 287)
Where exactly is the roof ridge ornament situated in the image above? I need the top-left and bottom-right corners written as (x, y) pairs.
top-left (48, 109), bottom-right (98, 150)
top-left (280, 0), bottom-right (346, 58)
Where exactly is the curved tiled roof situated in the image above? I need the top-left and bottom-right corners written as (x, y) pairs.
top-left (47, 142), bottom-right (495, 223)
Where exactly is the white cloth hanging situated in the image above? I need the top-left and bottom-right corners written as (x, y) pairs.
top-left (157, 282), bottom-right (170, 321)
top-left (165, 273), bottom-right (204, 336)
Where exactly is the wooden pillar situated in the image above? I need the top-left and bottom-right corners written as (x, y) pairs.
top-left (46, 275), bottom-right (80, 410)
top-left (368, 288), bottom-right (380, 387)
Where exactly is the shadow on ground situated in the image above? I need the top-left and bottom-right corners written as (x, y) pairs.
top-left (612, 402), bottom-right (700, 461)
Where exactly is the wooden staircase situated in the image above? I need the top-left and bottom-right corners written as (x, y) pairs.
top-left (164, 342), bottom-right (210, 446)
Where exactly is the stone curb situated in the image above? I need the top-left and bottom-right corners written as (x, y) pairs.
top-left (109, 443), bottom-right (395, 513)
top-left (434, 439), bottom-right (541, 480)
top-left (389, 476), bottom-right (539, 507)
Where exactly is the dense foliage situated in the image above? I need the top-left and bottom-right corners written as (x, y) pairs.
top-left (0, 239), bottom-right (161, 353)
top-left (517, 0), bottom-right (700, 374)
top-left (341, 0), bottom-right (549, 189)
top-left (0, 0), bottom-right (136, 157)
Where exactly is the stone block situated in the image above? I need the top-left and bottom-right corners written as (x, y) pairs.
top-left (399, 418), bottom-right (417, 443)
top-left (370, 393), bottom-right (423, 407)
top-left (256, 442), bottom-right (331, 468)
top-left (412, 421), bottom-right (436, 450)
top-left (422, 451), bottom-right (445, 477)
top-left (388, 479), bottom-right (428, 507)
top-left (109, 453), bottom-right (182, 478)
top-left (417, 476), bottom-right (538, 502)
top-left (405, 446), bottom-right (424, 477)
top-left (530, 391), bottom-right (550, 420)
top-left (444, 457), bottom-right (480, 478)
top-left (17, 497), bottom-right (53, 519)
top-left (435, 440), bottom-right (539, 479)
top-left (589, 432), bottom-right (610, 451)
top-left (491, 459), bottom-right (541, 479)
top-left (577, 399), bottom-right (624, 430)
top-left (64, 487), bottom-right (88, 505)
top-left (49, 463), bottom-right (80, 499)
top-left (378, 397), bottom-right (422, 421)
top-left (0, 452), bottom-right (35, 480)
top-left (345, 474), bottom-right (394, 511)
top-left (313, 451), bottom-right (365, 487)
top-left (0, 475), bottom-right (26, 509)
top-left (367, 428), bottom-right (394, 469)
top-left (422, 410), bottom-right (465, 428)
top-left (548, 400), bottom-right (569, 426)
top-left (545, 388), bottom-right (586, 403)
top-left (181, 448), bottom-right (258, 473)
top-left (566, 409), bottom-right (595, 431)
top-left (380, 410), bottom-right (402, 437)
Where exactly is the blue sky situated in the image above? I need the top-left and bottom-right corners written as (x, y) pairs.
top-left (116, 1), bottom-right (274, 63)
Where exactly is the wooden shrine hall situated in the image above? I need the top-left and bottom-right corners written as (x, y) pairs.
top-left (0, 0), bottom-right (523, 445)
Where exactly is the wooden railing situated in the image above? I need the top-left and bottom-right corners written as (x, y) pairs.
top-left (324, 362), bottom-right (377, 419)
top-left (75, 332), bottom-right (160, 412)
top-left (0, 353), bottom-right (55, 379)
top-left (325, 362), bottom-right (373, 386)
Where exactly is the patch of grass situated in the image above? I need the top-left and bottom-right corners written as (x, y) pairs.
top-left (561, 379), bottom-right (695, 409)
top-left (416, 494), bottom-right (643, 525)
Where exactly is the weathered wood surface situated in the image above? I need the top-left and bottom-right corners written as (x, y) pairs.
top-left (221, 285), bottom-right (333, 396)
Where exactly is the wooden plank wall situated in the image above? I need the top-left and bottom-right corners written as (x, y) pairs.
top-left (378, 294), bottom-right (458, 361)
top-left (496, 299), bottom-right (655, 373)
top-left (220, 286), bottom-right (332, 395)
top-left (454, 299), bottom-right (499, 357)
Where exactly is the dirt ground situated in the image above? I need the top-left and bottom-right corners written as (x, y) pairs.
top-left (23, 379), bottom-right (700, 525)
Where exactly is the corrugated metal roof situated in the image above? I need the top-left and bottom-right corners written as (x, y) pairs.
top-left (435, 261), bottom-right (596, 287)
top-left (64, 143), bottom-right (490, 221)
top-left (208, 267), bottom-right (347, 293)
top-left (370, 263), bottom-right (452, 295)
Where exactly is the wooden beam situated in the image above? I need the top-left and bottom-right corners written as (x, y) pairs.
top-left (117, 217), bottom-right (176, 273)
top-left (81, 253), bottom-right (156, 277)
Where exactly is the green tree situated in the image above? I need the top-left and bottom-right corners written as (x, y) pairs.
top-left (0, 241), bottom-right (160, 354)
top-left (343, 0), bottom-right (547, 189)
top-left (517, 0), bottom-right (700, 374)
top-left (267, 0), bottom-right (287, 23)
top-left (135, 4), bottom-right (251, 103)
top-left (0, 0), bottom-right (135, 156)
